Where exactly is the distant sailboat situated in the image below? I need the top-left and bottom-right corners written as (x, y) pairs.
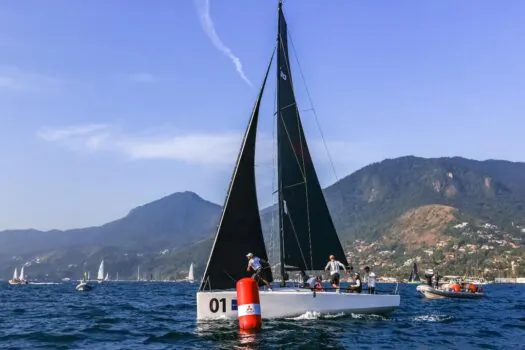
top-left (8, 267), bottom-right (19, 285)
top-left (187, 263), bottom-right (195, 283)
top-left (19, 266), bottom-right (25, 282)
top-left (76, 271), bottom-right (92, 291)
top-left (8, 266), bottom-right (27, 285)
top-left (97, 260), bottom-right (104, 283)
top-left (104, 272), bottom-right (109, 281)
top-left (408, 262), bottom-right (421, 283)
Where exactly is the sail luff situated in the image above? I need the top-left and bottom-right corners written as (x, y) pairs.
top-left (199, 50), bottom-right (275, 291)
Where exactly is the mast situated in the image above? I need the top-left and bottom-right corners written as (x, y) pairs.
top-left (276, 0), bottom-right (349, 274)
top-left (277, 0), bottom-right (286, 286)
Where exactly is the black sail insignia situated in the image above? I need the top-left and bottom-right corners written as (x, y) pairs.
top-left (277, 2), bottom-right (348, 273)
top-left (199, 52), bottom-right (275, 291)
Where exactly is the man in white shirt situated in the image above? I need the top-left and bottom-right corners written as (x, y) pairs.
top-left (364, 266), bottom-right (376, 294)
top-left (306, 276), bottom-right (317, 288)
top-left (324, 254), bottom-right (346, 288)
top-left (246, 253), bottom-right (272, 290)
top-left (368, 272), bottom-right (376, 294)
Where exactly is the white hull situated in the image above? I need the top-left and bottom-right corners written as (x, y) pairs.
top-left (76, 282), bottom-right (92, 291)
top-left (197, 288), bottom-right (400, 320)
top-left (8, 279), bottom-right (27, 285)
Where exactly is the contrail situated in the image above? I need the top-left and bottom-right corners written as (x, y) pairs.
top-left (195, 0), bottom-right (253, 87)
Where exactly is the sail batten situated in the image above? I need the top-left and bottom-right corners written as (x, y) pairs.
top-left (277, 4), bottom-right (349, 273)
top-left (199, 50), bottom-right (275, 291)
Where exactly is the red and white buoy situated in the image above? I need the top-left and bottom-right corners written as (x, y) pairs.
top-left (236, 277), bottom-right (262, 330)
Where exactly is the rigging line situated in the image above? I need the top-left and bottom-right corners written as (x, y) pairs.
top-left (288, 28), bottom-right (340, 184)
top-left (222, 270), bottom-right (237, 283)
top-left (284, 203), bottom-right (310, 271)
top-left (278, 110), bottom-right (307, 180)
top-left (279, 28), bottom-right (314, 269)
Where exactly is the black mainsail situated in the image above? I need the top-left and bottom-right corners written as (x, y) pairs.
top-left (199, 1), bottom-right (349, 291)
top-left (276, 1), bottom-right (348, 277)
top-left (199, 52), bottom-right (274, 291)
top-left (408, 262), bottom-right (421, 282)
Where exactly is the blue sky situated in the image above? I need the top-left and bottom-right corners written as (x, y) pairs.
top-left (1, 0), bottom-right (524, 230)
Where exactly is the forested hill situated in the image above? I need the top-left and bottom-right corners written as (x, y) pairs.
top-left (2, 156), bottom-right (524, 280)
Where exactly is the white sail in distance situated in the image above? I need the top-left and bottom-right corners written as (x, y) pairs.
top-left (187, 263), bottom-right (194, 282)
top-left (97, 260), bottom-right (105, 280)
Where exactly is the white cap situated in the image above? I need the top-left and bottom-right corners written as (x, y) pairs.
top-left (369, 272), bottom-right (376, 277)
top-left (246, 253), bottom-right (253, 258)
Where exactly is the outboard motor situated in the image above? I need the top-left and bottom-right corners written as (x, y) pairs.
top-left (424, 269), bottom-right (434, 286)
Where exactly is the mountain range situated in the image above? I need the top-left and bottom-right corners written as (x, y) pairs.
top-left (2, 156), bottom-right (524, 280)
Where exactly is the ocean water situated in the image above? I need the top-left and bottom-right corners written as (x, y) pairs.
top-left (0, 282), bottom-right (523, 349)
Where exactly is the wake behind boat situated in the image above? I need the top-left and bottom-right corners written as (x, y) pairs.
top-left (196, 0), bottom-right (399, 320)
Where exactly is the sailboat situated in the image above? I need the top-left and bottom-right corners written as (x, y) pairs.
top-left (187, 263), bottom-right (195, 283)
top-left (8, 266), bottom-right (28, 285)
top-left (407, 262), bottom-right (421, 284)
top-left (196, 0), bottom-right (400, 320)
top-left (104, 272), bottom-right (109, 281)
top-left (76, 271), bottom-right (92, 291)
top-left (18, 266), bottom-right (27, 284)
top-left (97, 260), bottom-right (104, 283)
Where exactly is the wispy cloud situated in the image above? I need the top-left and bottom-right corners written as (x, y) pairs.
top-left (37, 124), bottom-right (252, 165)
top-left (37, 124), bottom-right (111, 153)
top-left (0, 66), bottom-right (60, 93)
top-left (194, 0), bottom-right (252, 87)
top-left (36, 123), bottom-right (367, 170)
top-left (37, 124), bottom-right (109, 142)
top-left (129, 72), bottom-right (158, 84)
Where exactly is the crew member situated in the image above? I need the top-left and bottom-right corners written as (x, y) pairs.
top-left (325, 254), bottom-right (346, 289)
top-left (246, 253), bottom-right (272, 291)
top-left (348, 272), bottom-right (362, 293)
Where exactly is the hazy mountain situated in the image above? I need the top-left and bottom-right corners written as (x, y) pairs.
top-left (0, 191), bottom-right (221, 255)
top-left (2, 156), bottom-right (525, 279)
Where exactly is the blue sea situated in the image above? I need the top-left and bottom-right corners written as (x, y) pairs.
top-left (0, 282), bottom-right (523, 349)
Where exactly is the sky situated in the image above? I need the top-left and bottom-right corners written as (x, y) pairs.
top-left (1, 0), bottom-right (524, 230)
